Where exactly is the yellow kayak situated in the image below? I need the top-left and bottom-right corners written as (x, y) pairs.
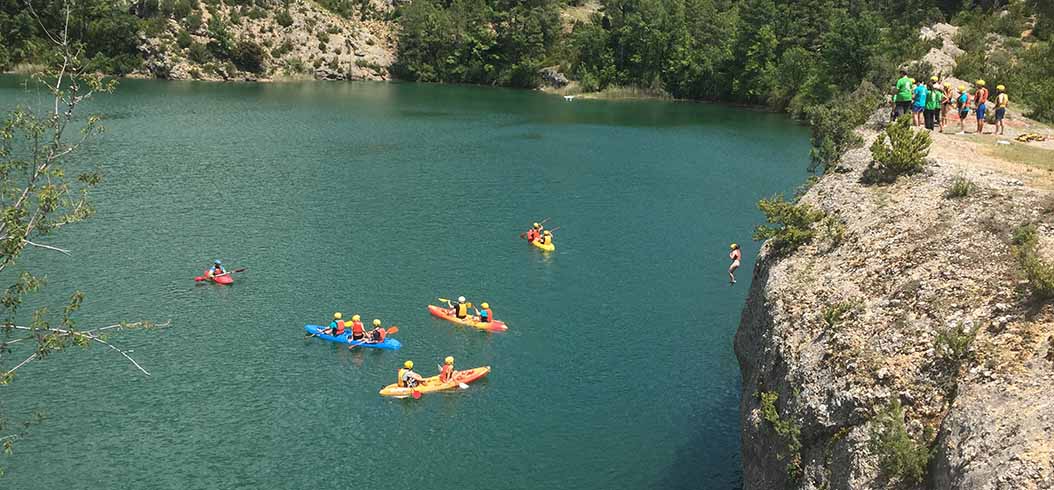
top-left (428, 305), bottom-right (508, 332)
top-left (531, 239), bottom-right (555, 252)
top-left (379, 366), bottom-right (491, 398)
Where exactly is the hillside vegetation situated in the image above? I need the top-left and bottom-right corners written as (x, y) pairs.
top-left (1, 0), bottom-right (1052, 118)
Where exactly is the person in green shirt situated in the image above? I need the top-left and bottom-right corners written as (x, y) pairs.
top-left (892, 69), bottom-right (913, 121)
top-left (924, 76), bottom-right (942, 130)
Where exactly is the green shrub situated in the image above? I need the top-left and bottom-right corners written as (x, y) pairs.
top-left (806, 81), bottom-right (882, 173)
top-left (753, 195), bottom-right (825, 255)
top-left (247, 7), bottom-right (266, 20)
top-left (230, 9), bottom-right (243, 25)
top-left (172, 0), bottom-right (196, 19)
top-left (945, 176), bottom-right (976, 198)
top-left (176, 30), bottom-right (193, 50)
top-left (188, 42), bottom-right (210, 63)
top-left (231, 40), bottom-right (265, 74)
top-left (271, 40), bottom-right (294, 59)
top-left (276, 10), bottom-right (295, 28)
top-left (1011, 224), bottom-right (1054, 299)
top-left (318, 32), bottom-right (330, 44)
top-left (822, 300), bottom-right (860, 330)
top-left (186, 13), bottom-right (203, 32)
top-left (869, 400), bottom-right (932, 484)
top-left (935, 321), bottom-right (975, 364)
top-left (758, 391), bottom-right (802, 480)
top-left (867, 116), bottom-right (931, 182)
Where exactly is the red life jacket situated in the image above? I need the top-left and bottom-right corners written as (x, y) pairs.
top-left (440, 364), bottom-right (453, 382)
top-left (374, 328), bottom-right (386, 342)
top-left (352, 321), bottom-right (364, 336)
top-left (526, 229), bottom-right (538, 241)
top-left (481, 308), bottom-right (493, 322)
top-left (333, 320), bottom-right (345, 335)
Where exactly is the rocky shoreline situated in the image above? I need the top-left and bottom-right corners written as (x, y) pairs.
top-left (735, 106), bottom-right (1054, 489)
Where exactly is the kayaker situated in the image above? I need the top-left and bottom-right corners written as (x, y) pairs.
top-left (446, 296), bottom-right (470, 319)
top-left (205, 260), bottom-right (226, 279)
top-left (728, 243), bottom-right (741, 285)
top-left (398, 360), bottom-right (425, 388)
top-left (350, 314), bottom-right (366, 341)
top-left (324, 312), bottom-right (345, 336)
top-left (474, 302), bottom-right (493, 323)
top-left (538, 230), bottom-right (553, 246)
top-left (367, 325), bottom-right (387, 343)
top-left (439, 356), bottom-right (456, 383)
top-left (526, 222), bottom-right (542, 242)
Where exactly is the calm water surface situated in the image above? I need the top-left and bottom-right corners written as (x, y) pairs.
top-left (0, 78), bottom-right (808, 489)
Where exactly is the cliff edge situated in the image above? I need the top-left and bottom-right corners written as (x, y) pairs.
top-left (735, 107), bottom-right (1054, 489)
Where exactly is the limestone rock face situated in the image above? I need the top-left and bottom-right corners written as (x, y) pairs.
top-left (135, 0), bottom-right (396, 82)
top-left (736, 107), bottom-right (1054, 489)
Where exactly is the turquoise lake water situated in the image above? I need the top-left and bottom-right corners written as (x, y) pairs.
top-left (0, 77), bottom-right (809, 489)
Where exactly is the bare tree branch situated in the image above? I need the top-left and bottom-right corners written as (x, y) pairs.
top-left (23, 240), bottom-right (71, 255)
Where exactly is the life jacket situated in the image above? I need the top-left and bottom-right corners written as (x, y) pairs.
top-left (351, 321), bottom-right (364, 336)
top-left (397, 368), bottom-right (407, 387)
top-left (401, 369), bottom-right (419, 388)
top-left (456, 303), bottom-right (469, 318)
top-left (975, 88), bottom-right (988, 105)
top-left (372, 328), bottom-right (386, 342)
top-left (209, 265), bottom-right (224, 277)
top-left (331, 319), bottom-right (345, 335)
top-left (957, 93), bottom-right (968, 109)
top-left (526, 229), bottom-right (539, 241)
top-left (480, 308), bottom-right (492, 322)
top-left (997, 93), bottom-right (1008, 108)
top-left (440, 364), bottom-right (454, 383)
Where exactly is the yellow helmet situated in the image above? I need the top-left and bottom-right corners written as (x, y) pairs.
top-left (996, 84), bottom-right (1005, 91)
top-left (532, 222), bottom-right (540, 229)
top-left (943, 82), bottom-right (950, 88)
top-left (730, 243), bottom-right (738, 250)
top-left (544, 230), bottom-right (552, 235)
top-left (352, 314), bottom-right (361, 321)
top-left (333, 312), bottom-right (342, 319)
top-left (958, 85), bottom-right (966, 91)
top-left (909, 78), bottom-right (916, 84)
top-left (444, 356), bottom-right (454, 365)
top-left (976, 79), bottom-right (986, 86)
top-left (404, 360), bottom-right (413, 369)
top-left (372, 319), bottom-right (381, 327)
top-left (930, 75), bottom-right (938, 82)
top-left (481, 302), bottom-right (489, 309)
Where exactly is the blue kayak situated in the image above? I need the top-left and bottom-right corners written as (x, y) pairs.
top-left (304, 325), bottom-right (402, 350)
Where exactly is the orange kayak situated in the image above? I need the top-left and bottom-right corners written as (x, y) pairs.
top-left (427, 305), bottom-right (508, 332)
top-left (378, 366), bottom-right (491, 397)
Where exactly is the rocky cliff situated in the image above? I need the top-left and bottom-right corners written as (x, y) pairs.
top-left (135, 0), bottom-right (395, 81)
top-left (735, 103), bottom-right (1054, 489)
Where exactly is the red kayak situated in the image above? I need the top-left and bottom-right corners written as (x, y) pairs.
top-left (204, 270), bottom-right (233, 285)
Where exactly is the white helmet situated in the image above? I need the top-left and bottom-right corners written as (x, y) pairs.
top-left (458, 296), bottom-right (466, 302)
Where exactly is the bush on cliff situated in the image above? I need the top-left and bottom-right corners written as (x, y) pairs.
top-left (805, 81), bottom-right (882, 173)
top-left (866, 116), bottom-right (931, 183)
top-left (1011, 224), bottom-right (1054, 300)
top-left (231, 40), bottom-right (266, 74)
top-left (753, 195), bottom-right (825, 256)
top-left (869, 399), bottom-right (932, 484)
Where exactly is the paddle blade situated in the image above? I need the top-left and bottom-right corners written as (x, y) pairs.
top-left (437, 297), bottom-right (449, 303)
top-left (194, 276), bottom-right (206, 282)
top-left (459, 383), bottom-right (469, 389)
top-left (232, 267), bottom-right (247, 273)
top-left (412, 390), bottom-right (422, 400)
top-left (385, 326), bottom-right (399, 335)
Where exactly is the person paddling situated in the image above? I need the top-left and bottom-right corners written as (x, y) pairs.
top-left (324, 312), bottom-right (345, 336)
top-left (474, 302), bottom-right (493, 323)
top-left (205, 260), bottom-right (226, 280)
top-left (366, 324), bottom-right (387, 344)
top-left (446, 296), bottom-right (470, 319)
top-left (349, 314), bottom-right (366, 341)
top-left (537, 230), bottom-right (553, 246)
top-left (525, 222), bottom-right (543, 242)
top-left (728, 243), bottom-right (741, 285)
top-left (398, 360), bottom-right (425, 388)
top-left (439, 356), bottom-right (456, 383)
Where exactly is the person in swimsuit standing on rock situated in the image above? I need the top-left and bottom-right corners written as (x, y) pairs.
top-left (728, 243), bottom-right (741, 285)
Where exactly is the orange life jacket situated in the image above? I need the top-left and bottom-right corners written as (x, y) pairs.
top-left (333, 319), bottom-right (345, 335)
top-left (352, 321), bottom-right (364, 336)
top-left (440, 364), bottom-right (454, 382)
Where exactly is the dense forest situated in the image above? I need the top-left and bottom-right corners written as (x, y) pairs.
top-left (1, 0), bottom-right (1052, 122)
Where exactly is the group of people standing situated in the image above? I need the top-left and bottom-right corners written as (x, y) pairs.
top-left (892, 69), bottom-right (1010, 135)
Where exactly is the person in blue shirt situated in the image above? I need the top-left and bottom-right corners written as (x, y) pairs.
top-left (912, 79), bottom-right (927, 127)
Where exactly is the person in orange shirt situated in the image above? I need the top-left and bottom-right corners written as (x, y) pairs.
top-left (348, 314), bottom-right (366, 341)
top-left (438, 356), bottom-right (456, 383)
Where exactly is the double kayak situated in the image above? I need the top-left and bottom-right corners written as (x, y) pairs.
top-left (379, 366), bottom-right (491, 398)
top-left (427, 305), bottom-right (508, 332)
top-left (531, 239), bottom-right (555, 252)
top-left (205, 270), bottom-right (234, 285)
top-left (303, 325), bottom-right (402, 350)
